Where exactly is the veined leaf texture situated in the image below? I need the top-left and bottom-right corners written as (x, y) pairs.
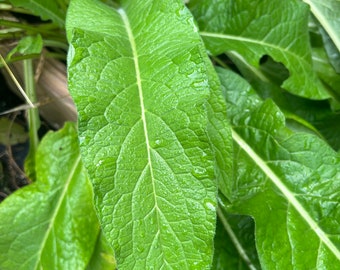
top-left (67, 0), bottom-right (220, 268)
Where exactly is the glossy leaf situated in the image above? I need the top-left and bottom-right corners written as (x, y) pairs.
top-left (8, 0), bottom-right (65, 26)
top-left (189, 0), bottom-right (329, 99)
top-left (0, 123), bottom-right (100, 269)
top-left (67, 0), bottom-right (217, 268)
top-left (217, 67), bottom-right (340, 268)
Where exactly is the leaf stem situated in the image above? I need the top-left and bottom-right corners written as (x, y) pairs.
top-left (217, 207), bottom-right (258, 270)
top-left (24, 58), bottom-right (40, 179)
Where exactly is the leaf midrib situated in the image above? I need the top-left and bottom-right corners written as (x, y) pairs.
top-left (231, 128), bottom-right (340, 260)
top-left (199, 31), bottom-right (309, 67)
top-left (29, 155), bottom-right (81, 269)
top-left (118, 6), bottom-right (161, 240)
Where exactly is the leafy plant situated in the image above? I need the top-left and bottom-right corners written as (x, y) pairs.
top-left (0, 0), bottom-right (340, 269)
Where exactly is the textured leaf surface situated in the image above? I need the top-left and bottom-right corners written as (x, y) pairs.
top-left (189, 0), bottom-right (329, 99)
top-left (67, 0), bottom-right (217, 268)
top-left (217, 67), bottom-right (340, 268)
top-left (8, 0), bottom-right (65, 26)
top-left (0, 123), bottom-right (99, 269)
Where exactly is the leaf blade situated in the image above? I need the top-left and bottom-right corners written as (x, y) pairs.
top-left (67, 0), bottom-right (217, 268)
top-left (217, 67), bottom-right (340, 268)
top-left (8, 0), bottom-right (65, 26)
top-left (303, 0), bottom-right (340, 52)
top-left (189, 0), bottom-right (329, 99)
top-left (0, 123), bottom-right (99, 270)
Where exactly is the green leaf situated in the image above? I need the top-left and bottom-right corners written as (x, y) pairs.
top-left (6, 35), bottom-right (43, 60)
top-left (303, 0), bottom-right (340, 53)
top-left (217, 67), bottom-right (340, 268)
top-left (312, 47), bottom-right (340, 98)
top-left (204, 57), bottom-right (233, 200)
top-left (0, 117), bottom-right (28, 145)
top-left (8, 0), bottom-right (65, 26)
top-left (67, 0), bottom-right (217, 268)
top-left (0, 123), bottom-right (100, 269)
top-left (225, 52), bottom-right (328, 138)
top-left (189, 0), bottom-right (329, 99)
top-left (86, 231), bottom-right (117, 270)
top-left (213, 210), bottom-right (259, 270)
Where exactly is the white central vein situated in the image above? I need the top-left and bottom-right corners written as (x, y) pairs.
top-left (199, 31), bottom-right (307, 63)
top-left (231, 129), bottom-right (340, 260)
top-left (118, 9), bottom-right (160, 215)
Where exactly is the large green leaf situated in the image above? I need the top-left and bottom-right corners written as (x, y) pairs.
top-left (188, 0), bottom-right (329, 99)
top-left (67, 0), bottom-right (217, 268)
top-left (0, 123), bottom-right (100, 269)
top-left (8, 0), bottom-right (65, 26)
top-left (217, 67), bottom-right (340, 268)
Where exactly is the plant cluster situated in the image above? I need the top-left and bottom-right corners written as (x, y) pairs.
top-left (0, 0), bottom-right (339, 269)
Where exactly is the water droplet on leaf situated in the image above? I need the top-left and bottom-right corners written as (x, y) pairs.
top-left (204, 199), bottom-right (216, 212)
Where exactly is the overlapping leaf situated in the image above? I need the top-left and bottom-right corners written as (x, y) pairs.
top-left (213, 211), bottom-right (259, 270)
top-left (188, 0), bottom-right (329, 99)
top-left (217, 67), bottom-right (340, 268)
top-left (0, 123), bottom-right (99, 269)
top-left (303, 0), bottom-right (340, 53)
top-left (8, 0), bottom-right (65, 26)
top-left (67, 0), bottom-right (218, 268)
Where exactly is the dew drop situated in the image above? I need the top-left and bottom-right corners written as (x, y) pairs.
top-left (204, 199), bottom-right (216, 212)
top-left (136, 245), bottom-right (144, 253)
top-left (79, 136), bottom-right (85, 144)
top-left (155, 139), bottom-right (162, 146)
top-left (192, 166), bottom-right (207, 179)
top-left (96, 160), bottom-right (103, 167)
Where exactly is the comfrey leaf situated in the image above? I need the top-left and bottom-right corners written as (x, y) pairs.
top-left (189, 0), bottom-right (329, 99)
top-left (66, 0), bottom-right (219, 268)
top-left (0, 123), bottom-right (99, 270)
top-left (217, 67), bottom-right (340, 269)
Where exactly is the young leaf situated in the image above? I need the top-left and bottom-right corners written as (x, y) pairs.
top-left (67, 0), bottom-right (217, 268)
top-left (6, 35), bottom-right (43, 61)
top-left (188, 0), bottom-right (329, 99)
top-left (217, 67), bottom-right (340, 268)
top-left (0, 123), bottom-right (100, 269)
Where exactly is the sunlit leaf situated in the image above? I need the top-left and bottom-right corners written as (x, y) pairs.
top-left (67, 0), bottom-right (217, 268)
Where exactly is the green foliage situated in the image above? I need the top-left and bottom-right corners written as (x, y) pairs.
top-left (6, 35), bottom-right (43, 61)
top-left (0, 0), bottom-right (340, 269)
top-left (8, 0), bottom-right (65, 26)
top-left (0, 117), bottom-right (27, 145)
top-left (0, 123), bottom-right (102, 269)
